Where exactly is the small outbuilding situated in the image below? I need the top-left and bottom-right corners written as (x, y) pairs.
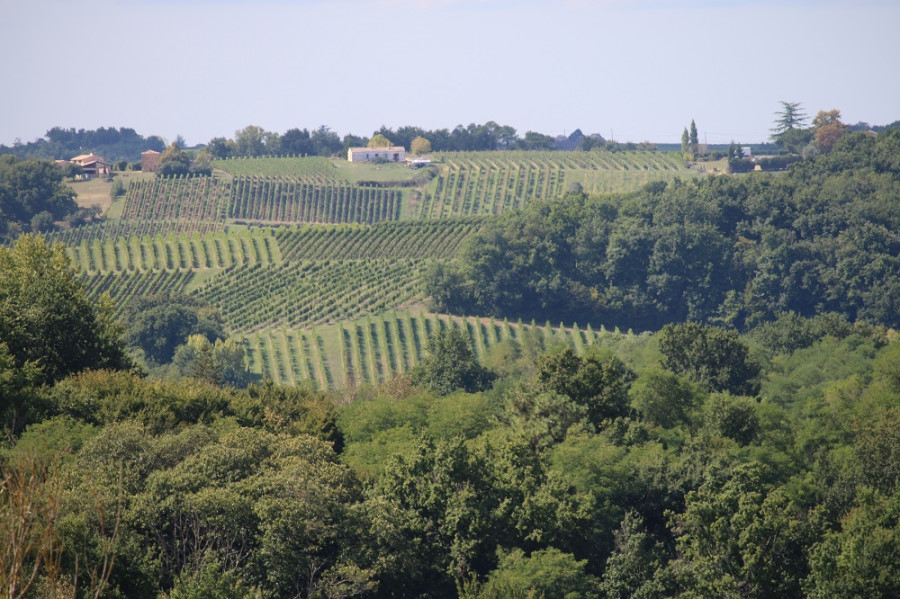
top-left (347, 146), bottom-right (406, 163)
top-left (142, 149), bottom-right (162, 173)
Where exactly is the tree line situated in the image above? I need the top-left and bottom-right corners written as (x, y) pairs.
top-left (425, 128), bottom-right (900, 332)
top-left (0, 126), bottom-right (165, 163)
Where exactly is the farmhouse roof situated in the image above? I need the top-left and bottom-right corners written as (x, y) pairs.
top-left (71, 152), bottom-right (101, 162)
top-left (142, 149), bottom-right (162, 155)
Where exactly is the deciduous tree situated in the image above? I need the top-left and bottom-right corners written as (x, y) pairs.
top-left (410, 329), bottom-right (495, 395)
top-left (812, 109), bottom-right (847, 153)
top-left (658, 322), bottom-right (761, 396)
top-left (0, 235), bottom-right (131, 385)
top-left (410, 136), bottom-right (432, 155)
top-left (367, 133), bottom-right (393, 148)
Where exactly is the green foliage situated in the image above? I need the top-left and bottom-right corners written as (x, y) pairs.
top-left (750, 311), bottom-right (857, 354)
top-left (533, 348), bottom-right (632, 426)
top-left (629, 368), bottom-right (703, 429)
top-left (599, 511), bottom-right (669, 599)
top-left (235, 381), bottom-right (342, 449)
top-left (477, 547), bottom-right (599, 599)
top-left (0, 235), bottom-right (131, 385)
top-left (771, 101), bottom-right (811, 152)
top-left (0, 155), bottom-right (77, 237)
top-left (805, 487), bottom-right (900, 599)
top-left (4, 317), bottom-right (899, 596)
top-left (700, 392), bottom-right (760, 445)
top-left (166, 558), bottom-right (258, 598)
top-left (410, 136), bottom-right (432, 155)
top-left (156, 143), bottom-right (192, 178)
top-left (659, 322), bottom-right (761, 396)
top-left (0, 126), bottom-right (164, 162)
top-left (124, 294), bottom-right (225, 366)
top-left (172, 334), bottom-right (257, 388)
top-left (427, 130), bottom-right (900, 331)
top-left (411, 328), bottom-right (496, 395)
top-left (668, 462), bottom-right (827, 598)
top-left (368, 133), bottom-right (393, 148)
top-left (365, 437), bottom-right (496, 596)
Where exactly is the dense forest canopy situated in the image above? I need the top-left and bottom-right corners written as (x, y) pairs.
top-left (426, 129), bottom-right (900, 331)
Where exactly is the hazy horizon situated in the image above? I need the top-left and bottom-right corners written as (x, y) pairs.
top-left (2, 0), bottom-right (898, 148)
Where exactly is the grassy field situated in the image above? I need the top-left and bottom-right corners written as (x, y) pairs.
top-left (329, 159), bottom-right (423, 184)
top-left (211, 155), bottom-right (424, 185)
top-left (67, 171), bottom-right (153, 215)
top-left (210, 156), bottom-right (340, 180)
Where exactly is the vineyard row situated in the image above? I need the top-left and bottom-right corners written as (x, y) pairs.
top-left (238, 311), bottom-right (638, 390)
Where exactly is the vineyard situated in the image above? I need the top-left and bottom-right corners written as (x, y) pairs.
top-left (41, 149), bottom-right (693, 389)
top-left (64, 229), bottom-right (282, 274)
top-left (211, 156), bottom-right (341, 179)
top-left (238, 311), bottom-right (639, 390)
top-left (194, 258), bottom-right (426, 332)
top-left (82, 270), bottom-right (195, 318)
top-left (412, 151), bottom-right (696, 219)
top-left (226, 177), bottom-right (404, 224)
top-left (274, 219), bottom-right (480, 261)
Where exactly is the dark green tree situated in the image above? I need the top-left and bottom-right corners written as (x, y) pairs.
top-left (659, 322), bottom-right (761, 396)
top-left (533, 347), bottom-right (632, 426)
top-left (0, 235), bottom-right (131, 385)
top-left (600, 511), bottom-right (670, 599)
top-left (771, 101), bottom-right (808, 137)
top-left (156, 143), bottom-right (191, 177)
top-left (410, 328), bottom-right (495, 395)
top-left (771, 101), bottom-right (812, 152)
top-left (172, 335), bottom-right (256, 389)
top-left (805, 488), bottom-right (900, 599)
top-left (123, 294), bottom-right (224, 365)
top-left (364, 438), bottom-right (499, 596)
top-left (0, 155), bottom-right (77, 235)
top-left (689, 119), bottom-right (699, 157)
top-left (668, 462), bottom-right (826, 598)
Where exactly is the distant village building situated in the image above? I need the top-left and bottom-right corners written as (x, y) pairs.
top-left (69, 153), bottom-right (110, 179)
top-left (347, 146), bottom-right (406, 163)
top-left (142, 149), bottom-right (162, 172)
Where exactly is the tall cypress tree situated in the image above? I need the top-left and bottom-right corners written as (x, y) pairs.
top-left (689, 119), bottom-right (699, 157)
top-left (681, 127), bottom-right (691, 160)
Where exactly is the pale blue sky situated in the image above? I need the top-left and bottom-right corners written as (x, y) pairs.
top-left (1, 0), bottom-right (898, 146)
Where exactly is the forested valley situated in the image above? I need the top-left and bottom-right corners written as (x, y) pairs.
top-left (1, 127), bottom-right (899, 598)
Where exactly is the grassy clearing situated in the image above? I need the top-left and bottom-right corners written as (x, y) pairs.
top-left (210, 156), bottom-right (341, 180)
top-left (67, 171), bottom-right (154, 215)
top-left (329, 159), bottom-right (422, 184)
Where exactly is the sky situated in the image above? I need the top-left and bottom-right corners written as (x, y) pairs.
top-left (1, 0), bottom-right (898, 147)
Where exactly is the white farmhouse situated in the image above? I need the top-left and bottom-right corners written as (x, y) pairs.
top-left (347, 146), bottom-right (406, 163)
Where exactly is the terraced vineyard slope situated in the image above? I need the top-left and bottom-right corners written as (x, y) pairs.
top-left (412, 150), bottom-right (695, 219)
top-left (275, 219), bottom-right (480, 261)
top-left (195, 258), bottom-right (426, 332)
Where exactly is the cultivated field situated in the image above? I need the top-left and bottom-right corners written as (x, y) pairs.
top-left (238, 310), bottom-right (638, 390)
top-left (50, 149), bottom-right (690, 388)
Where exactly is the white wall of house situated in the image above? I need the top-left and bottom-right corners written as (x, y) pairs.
top-left (347, 147), bottom-right (406, 163)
